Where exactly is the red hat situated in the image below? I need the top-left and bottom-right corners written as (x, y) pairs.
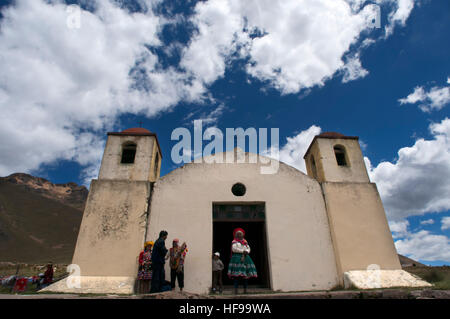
top-left (173, 238), bottom-right (179, 243)
top-left (233, 228), bottom-right (245, 238)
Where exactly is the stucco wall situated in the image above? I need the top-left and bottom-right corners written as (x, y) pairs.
top-left (72, 179), bottom-right (150, 277)
top-left (148, 140), bottom-right (161, 182)
top-left (146, 151), bottom-right (339, 294)
top-left (305, 141), bottom-right (325, 181)
top-left (321, 182), bottom-right (401, 280)
top-left (98, 135), bottom-right (156, 181)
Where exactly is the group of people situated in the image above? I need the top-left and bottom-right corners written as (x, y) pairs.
top-left (137, 227), bottom-right (257, 295)
top-left (137, 230), bottom-right (188, 294)
top-left (0, 263), bottom-right (54, 293)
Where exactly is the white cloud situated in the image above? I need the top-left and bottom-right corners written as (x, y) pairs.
top-left (388, 216), bottom-right (450, 262)
top-left (420, 219), bottom-right (434, 225)
top-left (277, 125), bottom-right (322, 173)
top-left (180, 0), bottom-right (244, 85)
top-left (0, 0), bottom-right (207, 182)
top-left (390, 0), bottom-right (415, 24)
top-left (442, 216), bottom-right (450, 231)
top-left (243, 1), bottom-right (375, 93)
top-left (181, 0), bottom-right (412, 94)
top-left (424, 86), bottom-right (450, 111)
top-left (399, 86), bottom-right (426, 104)
top-left (384, 0), bottom-right (416, 36)
top-left (366, 118), bottom-right (450, 220)
top-left (399, 78), bottom-right (450, 112)
top-left (395, 229), bottom-right (450, 262)
top-left (359, 139), bottom-right (368, 150)
top-left (388, 217), bottom-right (450, 262)
top-left (192, 104), bottom-right (226, 126)
top-left (389, 220), bottom-right (410, 239)
top-left (342, 54), bottom-right (369, 83)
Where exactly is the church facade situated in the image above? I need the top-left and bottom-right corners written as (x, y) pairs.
top-left (43, 128), bottom-right (430, 294)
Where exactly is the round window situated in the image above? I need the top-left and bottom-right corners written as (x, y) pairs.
top-left (231, 183), bottom-right (246, 196)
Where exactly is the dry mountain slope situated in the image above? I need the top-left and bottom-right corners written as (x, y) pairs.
top-left (0, 173), bottom-right (87, 263)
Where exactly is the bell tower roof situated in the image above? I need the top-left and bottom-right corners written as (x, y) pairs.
top-left (108, 127), bottom-right (153, 136)
top-left (107, 127), bottom-right (162, 158)
top-left (121, 127), bottom-right (152, 134)
top-left (303, 132), bottom-right (358, 159)
top-left (317, 132), bottom-right (346, 138)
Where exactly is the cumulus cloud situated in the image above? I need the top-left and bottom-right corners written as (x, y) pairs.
top-left (384, 0), bottom-right (416, 36)
top-left (420, 219), bottom-right (434, 225)
top-left (181, 0), bottom-right (413, 94)
top-left (388, 215), bottom-right (450, 262)
top-left (190, 104), bottom-right (227, 126)
top-left (442, 216), bottom-right (450, 231)
top-left (395, 229), bottom-right (450, 262)
top-left (366, 118), bottom-right (450, 220)
top-left (341, 54), bottom-right (369, 83)
top-left (0, 0), bottom-right (206, 182)
top-left (389, 220), bottom-right (410, 239)
top-left (399, 78), bottom-right (450, 112)
top-left (399, 87), bottom-right (427, 104)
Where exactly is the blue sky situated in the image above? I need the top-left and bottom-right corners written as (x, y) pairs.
top-left (0, 0), bottom-right (449, 265)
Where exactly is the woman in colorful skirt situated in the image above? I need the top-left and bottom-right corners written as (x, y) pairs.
top-left (227, 228), bottom-right (257, 294)
top-left (137, 241), bottom-right (153, 294)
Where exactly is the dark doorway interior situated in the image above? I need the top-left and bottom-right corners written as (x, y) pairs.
top-left (212, 204), bottom-right (270, 288)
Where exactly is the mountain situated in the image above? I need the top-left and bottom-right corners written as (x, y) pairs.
top-left (0, 173), bottom-right (87, 263)
top-left (2, 173), bottom-right (88, 210)
top-left (399, 254), bottom-right (426, 267)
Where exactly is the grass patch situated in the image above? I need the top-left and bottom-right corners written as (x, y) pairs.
top-left (404, 266), bottom-right (450, 290)
top-left (0, 263), bottom-right (68, 277)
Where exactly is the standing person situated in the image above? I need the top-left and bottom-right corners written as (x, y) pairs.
top-left (42, 262), bottom-right (54, 288)
top-left (137, 241), bottom-right (153, 294)
top-left (169, 239), bottom-right (188, 291)
top-left (150, 230), bottom-right (168, 293)
top-left (227, 228), bottom-right (257, 294)
top-left (212, 252), bottom-right (224, 294)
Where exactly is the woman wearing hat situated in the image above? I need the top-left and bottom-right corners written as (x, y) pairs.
top-left (227, 228), bottom-right (257, 294)
top-left (137, 241), bottom-right (153, 293)
top-left (169, 239), bottom-right (188, 291)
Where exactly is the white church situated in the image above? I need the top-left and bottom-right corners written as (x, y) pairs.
top-left (43, 127), bottom-right (430, 294)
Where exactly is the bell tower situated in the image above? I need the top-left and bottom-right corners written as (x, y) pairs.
top-left (99, 127), bottom-right (162, 182)
top-left (303, 132), bottom-right (369, 183)
top-left (43, 127), bottom-right (162, 294)
top-left (304, 132), bottom-right (401, 287)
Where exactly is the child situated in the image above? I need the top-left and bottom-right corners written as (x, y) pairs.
top-left (212, 252), bottom-right (224, 293)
